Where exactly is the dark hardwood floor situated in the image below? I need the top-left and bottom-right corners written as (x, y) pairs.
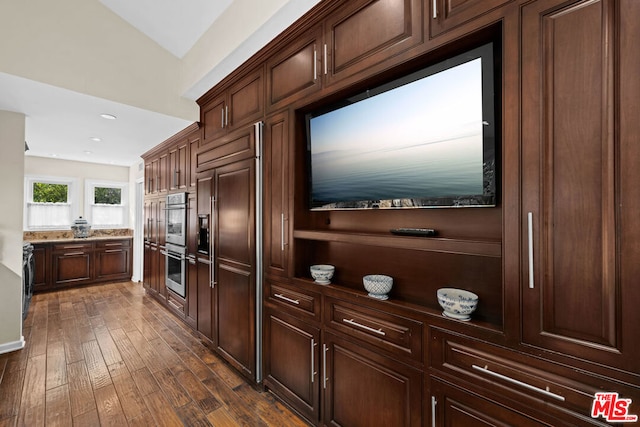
top-left (0, 281), bottom-right (308, 426)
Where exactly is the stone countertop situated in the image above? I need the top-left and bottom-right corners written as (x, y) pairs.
top-left (24, 229), bottom-right (133, 244)
top-left (26, 236), bottom-right (134, 244)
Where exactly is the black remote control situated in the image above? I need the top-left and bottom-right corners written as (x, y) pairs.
top-left (390, 228), bottom-right (437, 237)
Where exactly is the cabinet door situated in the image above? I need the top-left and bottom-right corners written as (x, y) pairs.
top-left (53, 251), bottom-right (92, 286)
top-left (323, 0), bottom-right (423, 87)
top-left (521, 0), bottom-right (639, 373)
top-left (323, 331), bottom-right (423, 427)
top-left (158, 152), bottom-right (169, 193)
top-left (32, 244), bottom-right (50, 291)
top-left (428, 0), bottom-right (512, 38)
top-left (202, 94), bottom-right (227, 144)
top-left (264, 309), bottom-right (320, 424)
top-left (228, 69), bottom-right (264, 131)
top-left (214, 158), bottom-right (256, 380)
top-left (266, 25), bottom-right (323, 109)
top-left (189, 135), bottom-right (199, 189)
top-left (95, 245), bottom-right (130, 281)
top-left (429, 378), bottom-right (547, 426)
top-left (196, 172), bottom-right (214, 338)
top-left (263, 111), bottom-right (290, 278)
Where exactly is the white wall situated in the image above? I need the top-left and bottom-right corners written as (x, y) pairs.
top-left (0, 110), bottom-right (26, 353)
top-left (24, 156), bottom-right (130, 224)
top-left (0, 0), bottom-right (196, 119)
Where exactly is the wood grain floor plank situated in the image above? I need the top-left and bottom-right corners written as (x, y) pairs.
top-left (67, 360), bottom-right (96, 417)
top-left (45, 341), bottom-right (67, 390)
top-left (108, 328), bottom-right (146, 372)
top-left (111, 372), bottom-right (149, 421)
top-left (61, 318), bottom-right (84, 364)
top-left (94, 383), bottom-right (128, 426)
top-left (175, 400), bottom-right (213, 427)
top-left (94, 325), bottom-right (124, 367)
top-left (44, 384), bottom-right (72, 427)
top-left (0, 365), bottom-right (25, 420)
top-left (207, 406), bottom-right (244, 427)
top-left (152, 367), bottom-right (192, 408)
top-left (82, 340), bottom-right (112, 390)
top-left (72, 409), bottom-right (100, 427)
top-left (124, 329), bottom-right (167, 374)
top-left (173, 364), bottom-right (222, 414)
top-left (19, 354), bottom-right (46, 412)
top-left (129, 367), bottom-right (159, 397)
top-left (142, 390), bottom-right (185, 427)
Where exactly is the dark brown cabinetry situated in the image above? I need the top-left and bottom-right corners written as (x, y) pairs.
top-left (32, 244), bottom-right (49, 292)
top-left (137, 0), bottom-right (640, 425)
top-left (95, 240), bottom-right (131, 281)
top-left (201, 69), bottom-right (264, 145)
top-left (428, 0), bottom-right (512, 38)
top-left (32, 238), bottom-right (132, 291)
top-left (266, 0), bottom-right (424, 110)
top-left (322, 0), bottom-right (424, 88)
top-left (263, 111), bottom-right (290, 278)
top-left (521, 0), bottom-right (640, 376)
top-left (193, 153), bottom-right (258, 380)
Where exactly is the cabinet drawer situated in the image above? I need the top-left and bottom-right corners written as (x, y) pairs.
top-left (430, 328), bottom-right (639, 424)
top-left (325, 297), bottom-right (423, 363)
top-left (52, 242), bottom-right (93, 252)
top-left (265, 281), bottom-right (321, 321)
top-left (95, 239), bottom-right (131, 248)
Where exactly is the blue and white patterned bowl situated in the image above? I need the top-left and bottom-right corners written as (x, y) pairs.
top-left (437, 288), bottom-right (478, 321)
top-left (310, 264), bottom-right (335, 284)
top-left (363, 275), bottom-right (393, 300)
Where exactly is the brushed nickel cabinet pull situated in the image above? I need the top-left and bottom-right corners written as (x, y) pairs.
top-left (274, 293), bottom-right (299, 305)
top-left (527, 212), bottom-right (534, 289)
top-left (343, 318), bottom-right (386, 336)
top-left (323, 344), bottom-right (328, 389)
top-left (431, 396), bottom-right (437, 427)
top-left (472, 364), bottom-right (565, 401)
top-left (432, 0), bottom-right (437, 19)
top-left (310, 338), bottom-right (317, 383)
top-left (64, 252), bottom-right (84, 256)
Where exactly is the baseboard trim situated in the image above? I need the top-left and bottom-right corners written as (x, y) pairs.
top-left (0, 336), bottom-right (25, 355)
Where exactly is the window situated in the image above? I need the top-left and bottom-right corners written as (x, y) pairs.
top-left (24, 176), bottom-right (79, 230)
top-left (85, 180), bottom-right (129, 228)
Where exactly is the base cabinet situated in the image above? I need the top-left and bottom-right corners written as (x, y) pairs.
top-left (429, 378), bottom-right (547, 427)
top-left (324, 331), bottom-right (423, 427)
top-left (33, 239), bottom-right (132, 291)
top-left (264, 309), bottom-right (321, 424)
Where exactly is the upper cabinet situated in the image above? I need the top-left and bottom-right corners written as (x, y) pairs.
top-left (266, 25), bottom-right (324, 110)
top-left (201, 69), bottom-right (264, 145)
top-left (323, 0), bottom-right (423, 87)
top-left (266, 0), bottom-right (424, 110)
top-left (521, 0), bottom-right (640, 375)
top-left (143, 123), bottom-right (200, 195)
top-left (428, 0), bottom-right (512, 38)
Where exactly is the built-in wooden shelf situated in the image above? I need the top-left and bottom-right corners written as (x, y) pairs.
top-left (293, 229), bottom-right (502, 258)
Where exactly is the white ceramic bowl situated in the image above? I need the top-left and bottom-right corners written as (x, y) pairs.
top-left (437, 288), bottom-right (479, 321)
top-left (363, 275), bottom-right (393, 300)
top-left (310, 264), bottom-right (335, 284)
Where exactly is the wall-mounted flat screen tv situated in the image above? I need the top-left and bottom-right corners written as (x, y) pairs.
top-left (306, 43), bottom-right (498, 210)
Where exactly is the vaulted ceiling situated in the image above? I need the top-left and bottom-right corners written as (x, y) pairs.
top-left (0, 0), bottom-right (320, 166)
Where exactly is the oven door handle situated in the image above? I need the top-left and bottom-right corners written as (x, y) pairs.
top-left (165, 251), bottom-right (186, 261)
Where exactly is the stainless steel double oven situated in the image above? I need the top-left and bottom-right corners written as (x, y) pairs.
top-left (165, 192), bottom-right (187, 297)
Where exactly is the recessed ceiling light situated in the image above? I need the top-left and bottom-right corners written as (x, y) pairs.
top-left (51, 154), bottom-right (58, 157)
top-left (84, 150), bottom-right (93, 155)
top-left (90, 137), bottom-right (102, 142)
top-left (100, 113), bottom-right (117, 120)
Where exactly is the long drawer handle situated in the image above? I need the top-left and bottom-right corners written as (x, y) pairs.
top-left (472, 364), bottom-right (565, 401)
top-left (104, 242), bottom-right (123, 247)
top-left (274, 293), bottom-right (299, 305)
top-left (311, 338), bottom-right (317, 383)
top-left (323, 344), bottom-right (328, 389)
top-left (104, 249), bottom-right (123, 253)
top-left (342, 318), bottom-right (386, 336)
top-left (188, 258), bottom-right (196, 265)
top-left (64, 252), bottom-right (85, 256)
